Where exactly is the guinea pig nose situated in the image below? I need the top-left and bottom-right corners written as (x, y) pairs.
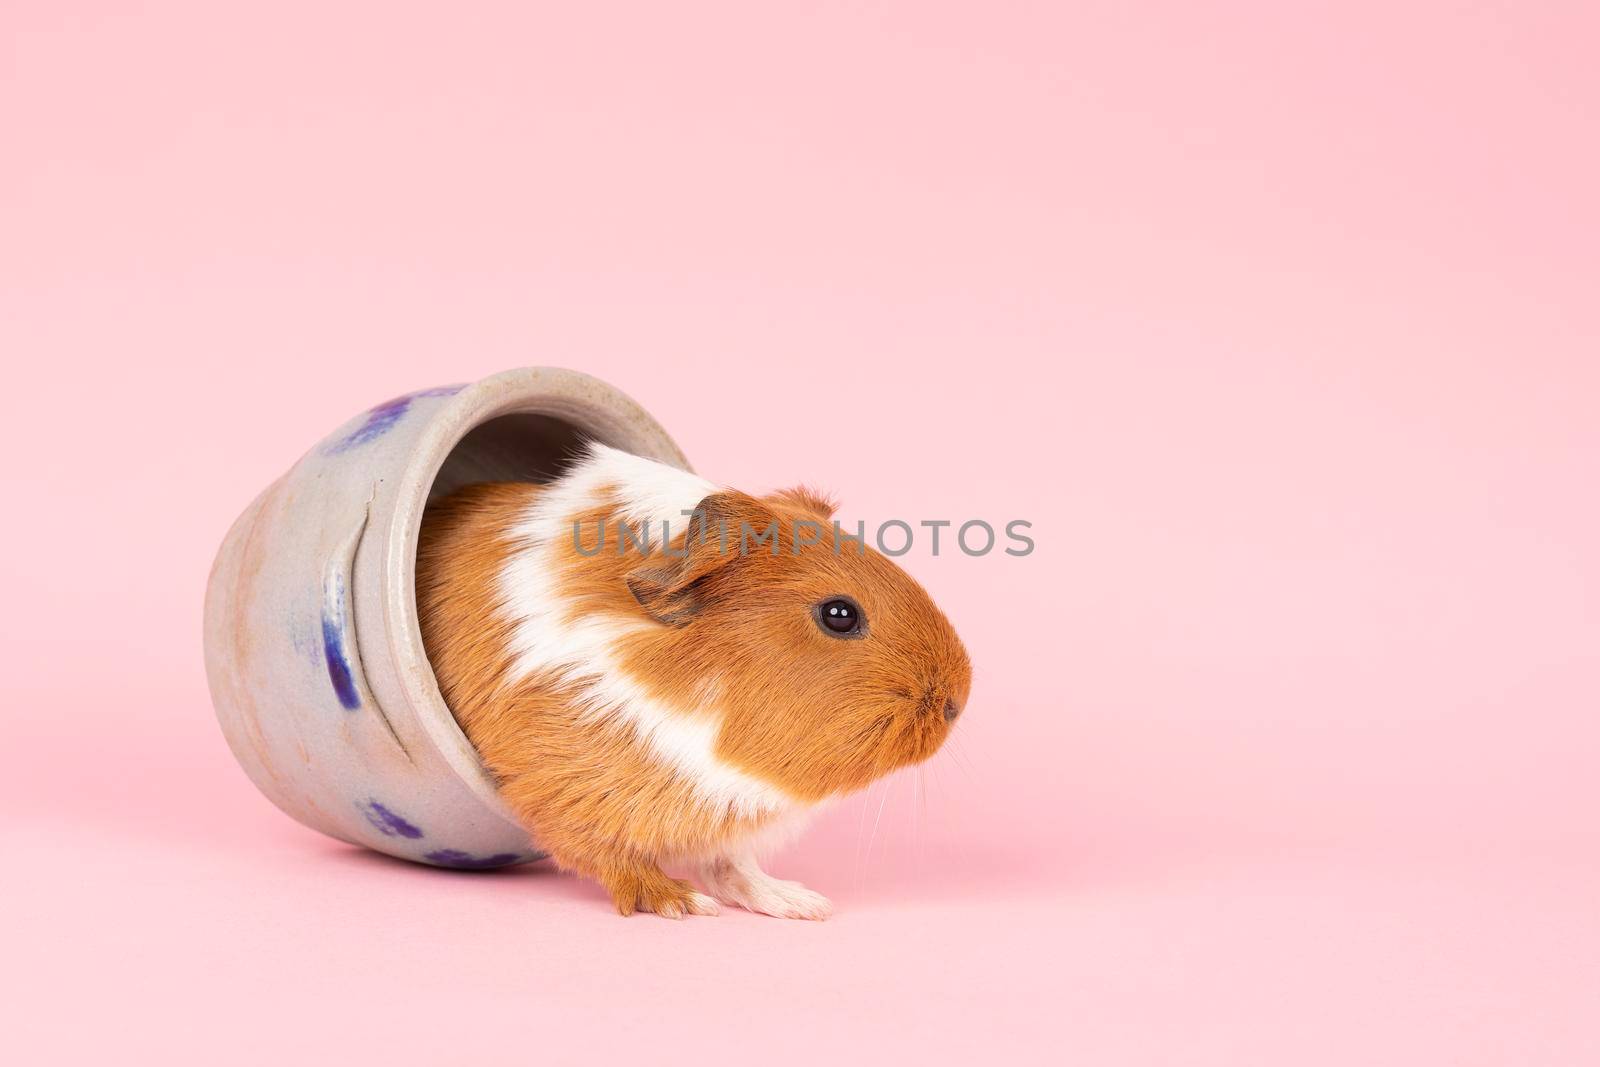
top-left (943, 697), bottom-right (961, 723)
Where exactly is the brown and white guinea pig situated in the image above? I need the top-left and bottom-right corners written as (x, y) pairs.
top-left (416, 443), bottom-right (971, 919)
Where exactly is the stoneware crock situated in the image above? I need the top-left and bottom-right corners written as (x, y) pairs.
top-left (203, 367), bottom-right (690, 868)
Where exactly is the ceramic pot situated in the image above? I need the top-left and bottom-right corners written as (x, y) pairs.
top-left (203, 368), bottom-right (690, 868)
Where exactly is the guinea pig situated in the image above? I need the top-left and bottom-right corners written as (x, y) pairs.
top-left (416, 443), bottom-right (971, 919)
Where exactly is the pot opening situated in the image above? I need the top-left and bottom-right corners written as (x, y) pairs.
top-left (378, 368), bottom-right (690, 845)
top-left (426, 412), bottom-right (592, 502)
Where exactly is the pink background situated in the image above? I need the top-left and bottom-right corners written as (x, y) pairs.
top-left (3, 2), bottom-right (1597, 1063)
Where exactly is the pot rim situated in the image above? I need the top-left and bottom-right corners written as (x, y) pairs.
top-left (379, 367), bottom-right (692, 826)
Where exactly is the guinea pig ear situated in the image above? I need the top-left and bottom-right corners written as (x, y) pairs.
top-left (625, 491), bottom-right (773, 626)
top-left (769, 485), bottom-right (837, 520)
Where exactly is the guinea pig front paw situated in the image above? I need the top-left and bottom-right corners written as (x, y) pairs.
top-left (601, 863), bottom-right (721, 919)
top-left (700, 854), bottom-right (833, 921)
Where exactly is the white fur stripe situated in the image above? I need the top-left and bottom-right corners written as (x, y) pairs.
top-left (496, 444), bottom-right (796, 818)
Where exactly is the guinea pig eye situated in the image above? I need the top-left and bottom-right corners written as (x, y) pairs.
top-left (816, 597), bottom-right (864, 638)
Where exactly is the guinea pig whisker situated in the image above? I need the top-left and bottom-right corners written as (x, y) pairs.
top-left (914, 766), bottom-right (926, 875)
top-left (944, 733), bottom-right (977, 782)
top-left (863, 772), bottom-right (895, 872)
top-left (852, 779), bottom-right (877, 891)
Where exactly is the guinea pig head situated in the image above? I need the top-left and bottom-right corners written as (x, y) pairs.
top-left (625, 488), bottom-right (972, 802)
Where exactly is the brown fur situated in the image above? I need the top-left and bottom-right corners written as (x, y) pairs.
top-left (417, 477), bottom-right (971, 917)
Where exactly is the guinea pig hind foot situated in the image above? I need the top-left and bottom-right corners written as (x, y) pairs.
top-left (599, 860), bottom-right (720, 919)
top-left (697, 853), bottom-right (833, 921)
